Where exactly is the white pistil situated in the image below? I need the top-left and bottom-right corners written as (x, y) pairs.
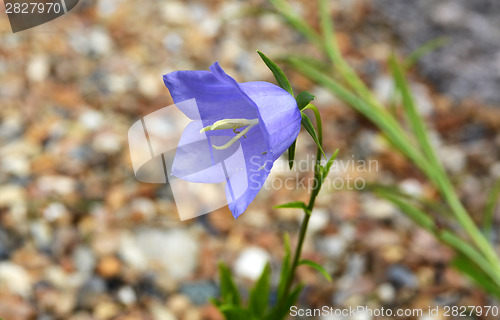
top-left (199, 118), bottom-right (259, 150)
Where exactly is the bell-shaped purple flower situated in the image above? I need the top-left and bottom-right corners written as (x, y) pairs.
top-left (163, 62), bottom-right (301, 218)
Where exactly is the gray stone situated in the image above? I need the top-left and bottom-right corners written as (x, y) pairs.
top-left (372, 0), bottom-right (500, 105)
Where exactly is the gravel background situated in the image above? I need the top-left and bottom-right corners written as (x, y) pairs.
top-left (0, 0), bottom-right (499, 319)
top-left (372, 0), bottom-right (500, 105)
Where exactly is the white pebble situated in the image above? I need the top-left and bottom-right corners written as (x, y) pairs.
top-left (307, 208), bottom-right (329, 234)
top-left (399, 178), bottom-right (423, 197)
top-left (136, 228), bottom-right (199, 280)
top-left (0, 263), bottom-right (31, 297)
top-left (118, 286), bottom-right (136, 305)
top-left (79, 109), bottom-right (104, 131)
top-left (26, 55), bottom-right (50, 82)
top-left (234, 246), bottom-right (271, 281)
top-left (362, 195), bottom-right (397, 219)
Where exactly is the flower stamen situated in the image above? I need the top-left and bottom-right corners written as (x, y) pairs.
top-left (200, 118), bottom-right (259, 150)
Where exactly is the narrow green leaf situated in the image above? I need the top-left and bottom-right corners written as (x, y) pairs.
top-left (268, 0), bottom-right (322, 48)
top-left (277, 233), bottom-right (291, 300)
top-left (274, 201), bottom-right (308, 211)
top-left (318, 0), bottom-right (379, 107)
top-left (288, 139), bottom-right (296, 170)
top-left (301, 104), bottom-right (322, 142)
top-left (295, 91), bottom-right (316, 110)
top-left (299, 259), bottom-right (332, 282)
top-left (272, 284), bottom-right (304, 320)
top-left (257, 51), bottom-right (293, 96)
top-left (367, 183), bottom-right (450, 216)
top-left (390, 56), bottom-right (438, 168)
top-left (375, 188), bottom-right (434, 231)
top-left (377, 189), bottom-right (500, 288)
top-left (286, 284), bottom-right (304, 309)
top-left (218, 305), bottom-right (252, 320)
top-left (388, 39), bottom-right (448, 114)
top-left (404, 37), bottom-right (448, 69)
top-left (278, 54), bottom-right (329, 71)
top-left (249, 263), bottom-right (271, 317)
top-left (322, 149), bottom-right (340, 178)
top-left (452, 254), bottom-right (500, 299)
top-left (209, 297), bottom-right (221, 307)
top-left (483, 177), bottom-right (500, 235)
top-left (302, 104), bottom-right (324, 162)
top-left (218, 262), bottom-right (241, 306)
top-left (301, 112), bottom-right (326, 158)
top-left (391, 55), bottom-right (500, 270)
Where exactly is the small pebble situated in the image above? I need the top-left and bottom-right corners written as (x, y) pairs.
top-left (234, 246), bottom-right (270, 281)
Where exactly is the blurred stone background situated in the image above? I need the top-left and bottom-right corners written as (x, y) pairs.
top-left (0, 0), bottom-right (499, 319)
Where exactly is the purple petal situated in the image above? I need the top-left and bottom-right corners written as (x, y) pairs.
top-left (163, 69), bottom-right (258, 126)
top-left (240, 81), bottom-right (301, 161)
top-left (225, 128), bottom-right (274, 218)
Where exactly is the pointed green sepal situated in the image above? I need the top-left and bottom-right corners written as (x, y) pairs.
top-left (300, 112), bottom-right (326, 158)
top-left (257, 50), bottom-right (294, 96)
top-left (288, 139), bottom-right (297, 170)
top-left (296, 91), bottom-right (316, 110)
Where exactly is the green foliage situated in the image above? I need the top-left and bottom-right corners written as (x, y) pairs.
top-left (249, 264), bottom-right (271, 318)
top-left (217, 262), bottom-right (242, 307)
top-left (213, 234), bottom-right (309, 320)
top-left (270, 284), bottom-right (305, 320)
top-left (375, 186), bottom-right (500, 296)
top-left (277, 232), bottom-right (292, 300)
top-left (268, 0), bottom-right (500, 299)
top-left (213, 255), bottom-right (305, 320)
top-left (452, 254), bottom-right (500, 298)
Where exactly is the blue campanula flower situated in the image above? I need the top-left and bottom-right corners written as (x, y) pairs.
top-left (163, 62), bottom-right (301, 218)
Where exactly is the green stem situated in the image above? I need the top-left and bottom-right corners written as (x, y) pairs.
top-left (303, 103), bottom-right (323, 160)
top-left (281, 209), bottom-right (311, 305)
top-left (278, 105), bottom-right (324, 313)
